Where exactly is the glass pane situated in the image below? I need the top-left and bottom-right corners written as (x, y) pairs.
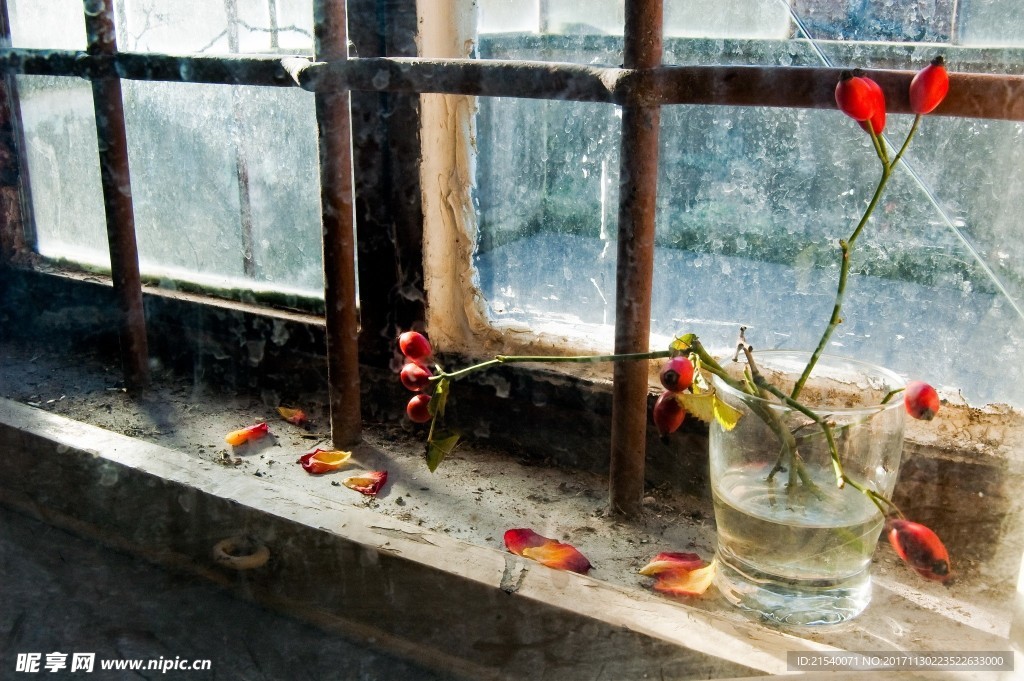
top-left (122, 82), bottom-right (323, 297)
top-left (7, 0), bottom-right (87, 50)
top-left (18, 76), bottom-right (109, 268)
top-left (475, 3), bottom-right (1024, 408)
top-left (119, 0), bottom-right (313, 54)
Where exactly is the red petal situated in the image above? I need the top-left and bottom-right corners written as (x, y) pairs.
top-left (503, 528), bottom-right (548, 555)
top-left (343, 470), bottom-right (388, 496)
top-left (225, 422), bottom-right (269, 446)
top-left (298, 448), bottom-right (352, 474)
top-left (652, 560), bottom-right (717, 597)
top-left (639, 551), bottom-right (705, 576)
top-left (504, 529), bottom-right (591, 574)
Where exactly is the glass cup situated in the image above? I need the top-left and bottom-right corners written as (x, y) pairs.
top-left (709, 351), bottom-right (905, 626)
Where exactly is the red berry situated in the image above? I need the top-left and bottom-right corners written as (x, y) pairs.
top-left (653, 392), bottom-right (685, 437)
top-left (400, 362), bottom-right (432, 392)
top-left (887, 519), bottom-right (951, 583)
top-left (398, 331), bottom-right (432, 361)
top-left (406, 394), bottom-right (432, 423)
top-left (910, 56), bottom-right (949, 115)
top-left (857, 77), bottom-right (886, 135)
top-left (904, 381), bottom-right (940, 420)
top-left (835, 71), bottom-right (875, 122)
top-left (660, 356), bottom-right (695, 392)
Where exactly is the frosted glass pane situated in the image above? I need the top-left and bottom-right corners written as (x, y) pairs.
top-left (119, 0), bottom-right (313, 54)
top-left (7, 0), bottom-right (87, 50)
top-left (476, 104), bottom-right (1024, 407)
top-left (18, 77), bottom-right (109, 268)
top-left (957, 0), bottom-right (1024, 47)
top-left (121, 82), bottom-right (323, 296)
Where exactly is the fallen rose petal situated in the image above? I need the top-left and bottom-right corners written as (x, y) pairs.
top-left (277, 406), bottom-right (308, 426)
top-left (522, 542), bottom-right (592, 574)
top-left (652, 560), bottom-right (717, 597)
top-left (503, 528), bottom-right (548, 555)
top-left (225, 422), bottom-right (269, 446)
top-left (343, 470), bottom-right (388, 496)
top-left (298, 448), bottom-right (352, 474)
top-left (638, 551), bottom-right (706, 576)
top-left (504, 528), bottom-right (591, 574)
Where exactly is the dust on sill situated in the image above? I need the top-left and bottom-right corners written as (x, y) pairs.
top-left (0, 336), bottom-right (1019, 660)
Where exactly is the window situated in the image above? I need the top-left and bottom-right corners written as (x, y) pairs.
top-left (471, 0), bottom-right (1024, 409)
top-left (2, 0), bottom-right (1023, 674)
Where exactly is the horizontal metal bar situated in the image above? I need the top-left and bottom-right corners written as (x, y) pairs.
top-left (0, 48), bottom-right (294, 87)
top-left (4, 48), bottom-right (1024, 120)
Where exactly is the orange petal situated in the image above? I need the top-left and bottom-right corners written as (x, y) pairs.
top-left (225, 422), bottom-right (269, 446)
top-left (298, 448), bottom-right (351, 474)
top-left (652, 560), bottom-right (717, 597)
top-left (638, 551), bottom-right (705, 576)
top-left (504, 529), bottom-right (591, 574)
top-left (277, 406), bottom-right (308, 426)
top-left (343, 470), bottom-right (388, 496)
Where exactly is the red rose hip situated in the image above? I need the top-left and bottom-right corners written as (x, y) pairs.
top-left (653, 392), bottom-right (686, 437)
top-left (887, 519), bottom-right (951, 583)
top-left (910, 56), bottom-right (949, 115)
top-left (904, 381), bottom-right (940, 420)
top-left (406, 393), bottom-right (432, 423)
top-left (835, 71), bottom-right (876, 122)
top-left (660, 356), bottom-right (695, 392)
top-left (398, 331), bottom-right (432, 361)
top-left (400, 362), bottom-right (432, 392)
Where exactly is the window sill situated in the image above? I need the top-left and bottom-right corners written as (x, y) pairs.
top-left (0, 342), bottom-right (1020, 678)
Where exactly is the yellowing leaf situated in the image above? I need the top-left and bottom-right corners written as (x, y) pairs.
top-left (670, 333), bottom-right (697, 353)
top-left (712, 394), bottom-right (742, 431)
top-left (674, 392), bottom-right (716, 425)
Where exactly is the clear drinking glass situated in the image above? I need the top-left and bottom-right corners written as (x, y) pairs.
top-left (710, 351), bottom-right (906, 626)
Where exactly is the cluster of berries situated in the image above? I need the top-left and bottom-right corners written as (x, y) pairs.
top-left (652, 356), bottom-right (695, 437)
top-left (397, 331), bottom-right (435, 423)
top-left (835, 56), bottom-right (949, 134)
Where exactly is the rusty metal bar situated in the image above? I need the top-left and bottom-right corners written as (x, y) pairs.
top-left (609, 0), bottom-right (663, 516)
top-left (0, 0), bottom-right (33, 265)
top-left (313, 0), bottom-right (361, 446)
top-left (84, 0), bottom-right (149, 393)
top-left (4, 48), bottom-right (1024, 120)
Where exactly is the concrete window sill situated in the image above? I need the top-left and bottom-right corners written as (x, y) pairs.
top-left (0, 342), bottom-right (1021, 679)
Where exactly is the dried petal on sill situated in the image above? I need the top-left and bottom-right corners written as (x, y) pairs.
top-left (277, 406), bottom-right (308, 426)
top-left (298, 448), bottom-right (352, 475)
top-left (343, 470), bottom-right (388, 496)
top-left (641, 553), bottom-right (717, 597)
top-left (225, 422), bottom-right (269, 446)
top-left (652, 560), bottom-right (717, 597)
top-left (638, 551), bottom-right (706, 576)
top-left (504, 528), bottom-right (592, 574)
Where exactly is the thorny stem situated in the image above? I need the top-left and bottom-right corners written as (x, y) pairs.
top-left (791, 116), bottom-right (923, 401)
top-left (431, 349), bottom-right (673, 383)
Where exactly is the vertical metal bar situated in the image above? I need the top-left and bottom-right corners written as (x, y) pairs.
top-left (0, 0), bottom-right (33, 263)
top-left (84, 0), bottom-right (149, 392)
top-left (609, 0), bottom-right (663, 515)
top-left (313, 0), bottom-right (362, 446)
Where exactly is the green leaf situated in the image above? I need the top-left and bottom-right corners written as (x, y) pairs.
top-left (674, 391), bottom-right (742, 431)
top-left (426, 433), bottom-right (460, 472)
top-left (670, 333), bottom-right (698, 353)
top-left (429, 378), bottom-right (450, 418)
